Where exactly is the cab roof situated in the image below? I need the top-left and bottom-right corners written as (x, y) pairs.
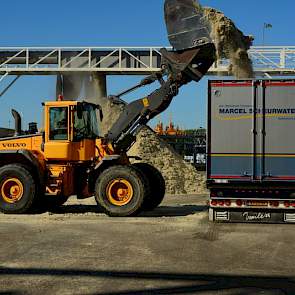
top-left (43, 100), bottom-right (79, 107)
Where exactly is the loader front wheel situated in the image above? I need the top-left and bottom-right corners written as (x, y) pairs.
top-left (0, 164), bottom-right (37, 214)
top-left (95, 165), bottom-right (146, 217)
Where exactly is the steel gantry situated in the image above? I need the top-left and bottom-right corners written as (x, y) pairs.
top-left (0, 46), bottom-right (294, 76)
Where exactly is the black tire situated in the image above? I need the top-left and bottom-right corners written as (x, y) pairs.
top-left (95, 165), bottom-right (147, 217)
top-left (133, 163), bottom-right (166, 211)
top-left (0, 164), bottom-right (37, 214)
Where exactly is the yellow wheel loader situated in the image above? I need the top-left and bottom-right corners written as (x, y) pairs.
top-left (0, 0), bottom-right (216, 216)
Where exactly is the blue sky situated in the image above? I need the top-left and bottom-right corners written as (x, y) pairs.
top-left (0, 0), bottom-right (294, 130)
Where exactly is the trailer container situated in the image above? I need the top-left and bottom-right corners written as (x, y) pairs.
top-left (208, 79), bottom-right (295, 223)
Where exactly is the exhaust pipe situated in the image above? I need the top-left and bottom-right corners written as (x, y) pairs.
top-left (11, 109), bottom-right (22, 136)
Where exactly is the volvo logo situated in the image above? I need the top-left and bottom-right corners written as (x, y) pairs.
top-left (2, 143), bottom-right (26, 148)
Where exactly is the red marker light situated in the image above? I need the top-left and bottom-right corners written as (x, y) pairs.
top-left (273, 201), bottom-right (279, 207)
top-left (225, 200), bottom-right (231, 207)
top-left (58, 94), bottom-right (64, 101)
top-left (211, 200), bottom-right (217, 206)
top-left (284, 201), bottom-right (290, 208)
top-left (236, 200), bottom-right (243, 207)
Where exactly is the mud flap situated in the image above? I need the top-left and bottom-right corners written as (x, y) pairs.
top-left (211, 208), bottom-right (295, 224)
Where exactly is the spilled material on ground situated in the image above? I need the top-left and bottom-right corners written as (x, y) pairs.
top-left (128, 127), bottom-right (207, 195)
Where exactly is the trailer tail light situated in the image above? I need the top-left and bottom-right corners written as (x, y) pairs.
top-left (284, 201), bottom-right (290, 208)
top-left (269, 201), bottom-right (279, 207)
top-left (211, 200), bottom-right (217, 206)
top-left (225, 200), bottom-right (231, 207)
top-left (236, 200), bottom-right (243, 207)
top-left (211, 199), bottom-right (231, 207)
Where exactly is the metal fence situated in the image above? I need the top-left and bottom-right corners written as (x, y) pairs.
top-left (0, 46), bottom-right (294, 76)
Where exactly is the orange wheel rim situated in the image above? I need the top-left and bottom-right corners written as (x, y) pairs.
top-left (1, 178), bottom-right (24, 204)
top-left (107, 178), bottom-right (133, 206)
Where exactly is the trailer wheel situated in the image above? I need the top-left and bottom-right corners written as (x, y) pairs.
top-left (95, 165), bottom-right (146, 217)
top-left (133, 163), bottom-right (165, 211)
top-left (0, 164), bottom-right (37, 214)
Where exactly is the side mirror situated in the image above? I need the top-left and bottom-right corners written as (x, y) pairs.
top-left (77, 104), bottom-right (83, 119)
top-left (96, 104), bottom-right (103, 122)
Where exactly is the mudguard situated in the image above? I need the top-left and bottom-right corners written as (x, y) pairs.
top-left (0, 150), bottom-right (45, 187)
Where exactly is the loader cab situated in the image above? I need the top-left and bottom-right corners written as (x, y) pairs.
top-left (43, 100), bottom-right (100, 161)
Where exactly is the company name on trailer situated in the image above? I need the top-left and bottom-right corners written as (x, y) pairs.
top-left (219, 107), bottom-right (295, 114)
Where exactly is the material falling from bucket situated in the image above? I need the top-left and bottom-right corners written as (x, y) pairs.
top-left (203, 7), bottom-right (254, 78)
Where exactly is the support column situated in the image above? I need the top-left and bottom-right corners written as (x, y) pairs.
top-left (84, 73), bottom-right (124, 136)
top-left (84, 73), bottom-right (107, 103)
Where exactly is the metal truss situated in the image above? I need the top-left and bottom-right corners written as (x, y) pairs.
top-left (0, 47), bottom-right (163, 75)
top-left (0, 46), bottom-right (294, 77)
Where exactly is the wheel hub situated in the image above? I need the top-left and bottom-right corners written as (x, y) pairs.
top-left (1, 178), bottom-right (24, 204)
top-left (107, 179), bottom-right (134, 206)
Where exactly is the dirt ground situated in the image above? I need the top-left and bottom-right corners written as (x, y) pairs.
top-left (1, 194), bottom-right (295, 295)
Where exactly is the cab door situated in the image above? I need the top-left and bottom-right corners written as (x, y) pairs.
top-left (44, 106), bottom-right (72, 160)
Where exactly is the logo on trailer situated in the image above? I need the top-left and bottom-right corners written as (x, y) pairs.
top-left (243, 212), bottom-right (271, 221)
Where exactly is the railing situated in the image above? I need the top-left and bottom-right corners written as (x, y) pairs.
top-left (249, 46), bottom-right (295, 71)
top-left (0, 46), bottom-right (294, 76)
top-left (0, 47), bottom-right (162, 74)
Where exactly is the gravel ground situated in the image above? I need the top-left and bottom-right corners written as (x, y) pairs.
top-left (0, 194), bottom-right (295, 295)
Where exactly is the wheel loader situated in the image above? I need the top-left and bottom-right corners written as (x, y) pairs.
top-left (0, 0), bottom-right (216, 216)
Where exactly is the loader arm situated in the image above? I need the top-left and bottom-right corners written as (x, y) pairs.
top-left (105, 0), bottom-right (216, 151)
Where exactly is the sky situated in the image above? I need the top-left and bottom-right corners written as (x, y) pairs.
top-left (0, 0), bottom-right (294, 130)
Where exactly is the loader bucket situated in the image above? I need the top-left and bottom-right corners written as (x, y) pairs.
top-left (164, 0), bottom-right (211, 51)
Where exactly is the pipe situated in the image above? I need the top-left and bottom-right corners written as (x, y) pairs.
top-left (11, 109), bottom-right (22, 136)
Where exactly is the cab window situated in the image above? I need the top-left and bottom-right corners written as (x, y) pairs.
top-left (73, 104), bottom-right (100, 141)
top-left (49, 107), bottom-right (68, 140)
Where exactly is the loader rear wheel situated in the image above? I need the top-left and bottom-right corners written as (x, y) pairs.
top-left (95, 165), bottom-right (146, 217)
top-left (133, 163), bottom-right (166, 211)
top-left (0, 164), bottom-right (37, 214)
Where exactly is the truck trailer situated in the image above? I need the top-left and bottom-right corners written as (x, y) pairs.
top-left (208, 79), bottom-right (295, 223)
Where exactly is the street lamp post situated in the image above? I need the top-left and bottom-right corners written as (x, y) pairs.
top-left (263, 23), bottom-right (273, 46)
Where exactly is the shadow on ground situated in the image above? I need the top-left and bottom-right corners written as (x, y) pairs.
top-left (140, 205), bottom-right (207, 217)
top-left (44, 204), bottom-right (207, 217)
top-left (0, 267), bottom-right (294, 294)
